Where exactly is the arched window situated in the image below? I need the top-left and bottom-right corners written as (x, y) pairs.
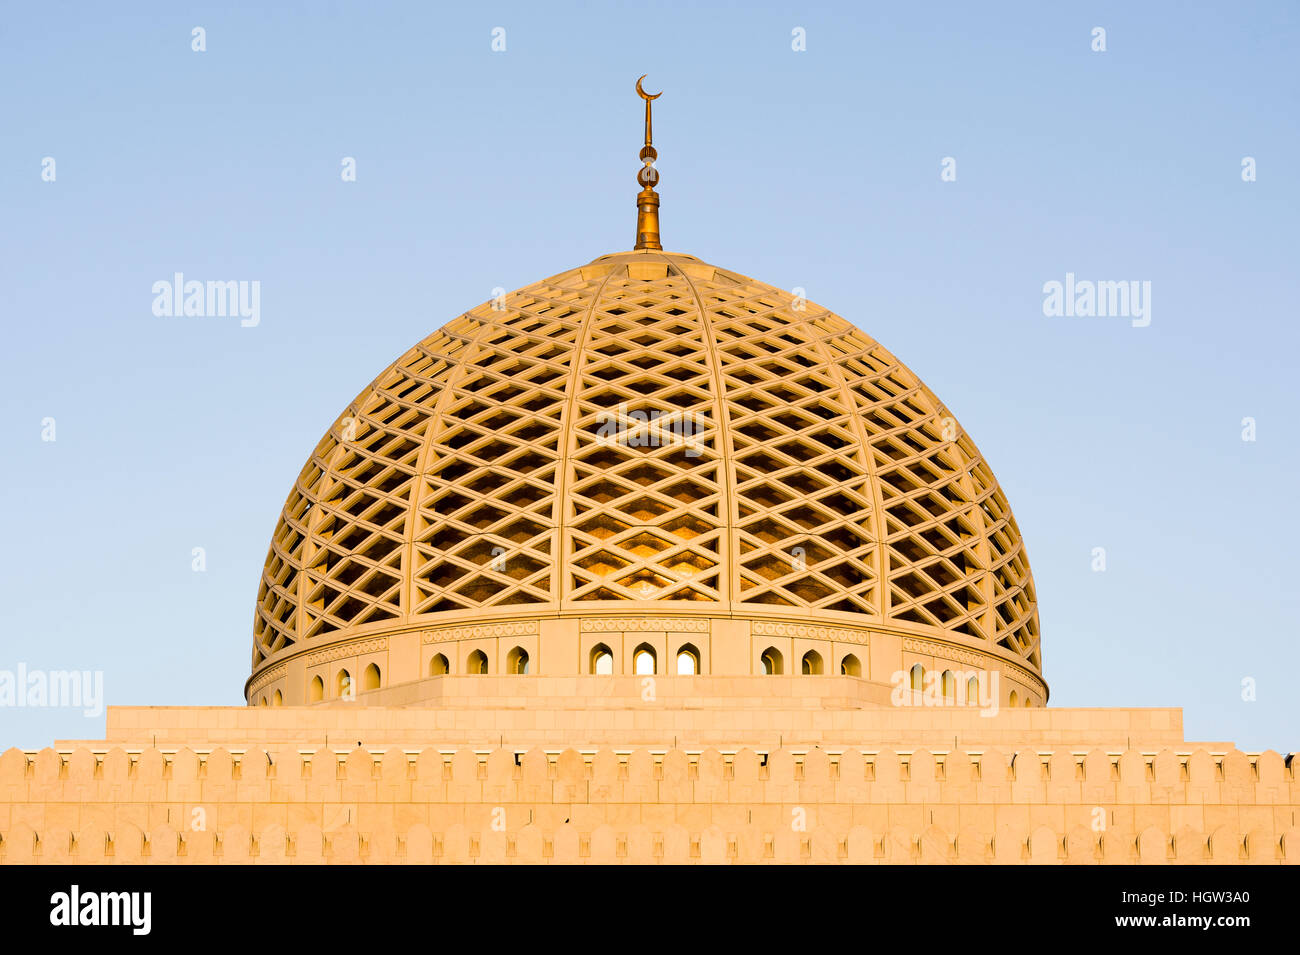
top-left (429, 653), bottom-right (449, 676)
top-left (309, 675), bottom-right (324, 702)
top-left (801, 650), bottom-right (823, 675)
top-left (507, 646), bottom-right (530, 674)
top-left (336, 669), bottom-right (352, 699)
top-left (258, 695), bottom-right (267, 707)
top-left (1023, 696), bottom-right (1033, 707)
top-left (1009, 689), bottom-right (1019, 707)
top-left (676, 644), bottom-right (699, 675)
top-left (362, 663), bottom-right (381, 691)
top-left (590, 643), bottom-right (613, 675)
top-left (272, 689), bottom-right (283, 707)
top-left (941, 670), bottom-right (955, 704)
top-left (840, 654), bottom-right (861, 676)
top-left (467, 650), bottom-right (488, 675)
top-left (909, 665), bottom-right (930, 701)
top-left (761, 647), bottom-right (783, 675)
top-left (966, 675), bottom-right (980, 706)
top-left (633, 644), bottom-right (656, 675)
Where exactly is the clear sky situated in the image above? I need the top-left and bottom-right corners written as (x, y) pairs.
top-left (1, 2), bottom-right (1296, 749)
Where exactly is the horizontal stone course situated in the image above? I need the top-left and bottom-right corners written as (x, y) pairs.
top-left (2, 737), bottom-right (1296, 864)
top-left (6, 688), bottom-right (1289, 865)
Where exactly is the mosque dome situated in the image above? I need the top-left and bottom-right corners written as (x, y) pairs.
top-left (247, 80), bottom-right (1042, 707)
top-left (249, 248), bottom-right (1043, 705)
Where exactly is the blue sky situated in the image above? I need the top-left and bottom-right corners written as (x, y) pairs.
top-left (1, 1), bottom-right (1296, 748)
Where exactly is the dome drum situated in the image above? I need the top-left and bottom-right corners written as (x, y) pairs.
top-left (245, 606), bottom-right (1046, 709)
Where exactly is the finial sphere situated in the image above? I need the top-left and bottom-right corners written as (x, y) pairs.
top-left (635, 74), bottom-right (662, 101)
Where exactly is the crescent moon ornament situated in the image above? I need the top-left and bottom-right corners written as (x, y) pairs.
top-left (633, 75), bottom-right (663, 251)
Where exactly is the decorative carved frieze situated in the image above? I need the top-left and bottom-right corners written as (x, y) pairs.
top-left (422, 621), bottom-right (539, 644)
top-left (902, 637), bottom-right (1040, 686)
top-left (248, 663), bottom-right (287, 695)
top-left (306, 636), bottom-right (389, 666)
top-left (580, 618), bottom-right (709, 633)
top-left (752, 621), bottom-right (870, 645)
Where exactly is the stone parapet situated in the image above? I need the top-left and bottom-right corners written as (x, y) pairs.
top-left (2, 735), bottom-right (1295, 864)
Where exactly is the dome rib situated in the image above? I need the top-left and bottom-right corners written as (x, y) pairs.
top-left (398, 313), bottom-right (505, 624)
top-left (554, 264), bottom-right (624, 604)
top-left (663, 252), bottom-right (741, 603)
top-left (797, 307), bottom-right (889, 618)
top-left (949, 416), bottom-right (997, 643)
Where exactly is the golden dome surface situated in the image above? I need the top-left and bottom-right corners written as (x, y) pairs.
top-left (249, 249), bottom-right (1042, 703)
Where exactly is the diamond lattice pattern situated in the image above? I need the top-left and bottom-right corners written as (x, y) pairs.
top-left (253, 254), bottom-right (1040, 674)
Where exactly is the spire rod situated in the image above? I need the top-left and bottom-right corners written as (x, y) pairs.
top-left (634, 75), bottom-right (662, 251)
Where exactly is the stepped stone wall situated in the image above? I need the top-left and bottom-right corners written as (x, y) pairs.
top-left (2, 679), bottom-right (1296, 864)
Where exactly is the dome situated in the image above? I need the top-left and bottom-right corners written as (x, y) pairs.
top-left (248, 249), bottom-right (1043, 705)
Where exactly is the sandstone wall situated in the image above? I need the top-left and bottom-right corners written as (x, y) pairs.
top-left (2, 744), bottom-right (1297, 864)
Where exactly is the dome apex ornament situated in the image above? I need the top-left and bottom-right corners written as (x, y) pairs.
top-left (634, 74), bottom-right (663, 250)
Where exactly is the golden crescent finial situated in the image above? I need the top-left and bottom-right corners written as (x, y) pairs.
top-left (633, 75), bottom-right (663, 251)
